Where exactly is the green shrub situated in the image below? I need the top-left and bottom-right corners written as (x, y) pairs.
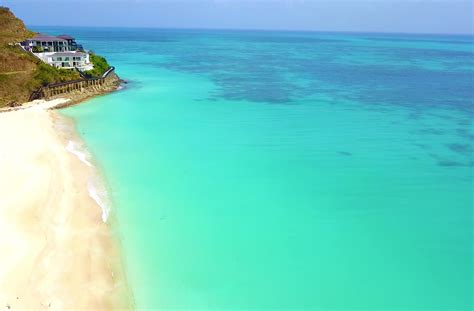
top-left (30, 63), bottom-right (80, 88)
top-left (84, 53), bottom-right (109, 78)
top-left (32, 46), bottom-right (43, 53)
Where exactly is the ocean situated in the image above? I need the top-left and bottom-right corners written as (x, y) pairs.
top-left (35, 26), bottom-right (473, 310)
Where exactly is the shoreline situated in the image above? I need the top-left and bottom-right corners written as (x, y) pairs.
top-left (0, 96), bottom-right (134, 310)
top-left (0, 78), bottom-right (124, 113)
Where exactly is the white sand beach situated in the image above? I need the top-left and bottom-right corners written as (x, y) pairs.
top-left (0, 99), bottom-right (132, 310)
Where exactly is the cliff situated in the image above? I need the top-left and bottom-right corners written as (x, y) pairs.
top-left (0, 7), bottom-right (33, 45)
top-left (0, 7), bottom-right (110, 107)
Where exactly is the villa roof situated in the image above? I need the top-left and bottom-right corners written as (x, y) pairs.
top-left (30, 33), bottom-right (66, 42)
top-left (57, 34), bottom-right (75, 40)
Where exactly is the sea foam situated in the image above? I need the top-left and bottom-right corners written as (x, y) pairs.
top-left (66, 140), bottom-right (92, 167)
top-left (87, 178), bottom-right (110, 223)
top-left (66, 140), bottom-right (110, 222)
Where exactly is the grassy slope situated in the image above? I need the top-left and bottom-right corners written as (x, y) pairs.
top-left (84, 53), bottom-right (110, 78)
top-left (0, 7), bottom-right (80, 107)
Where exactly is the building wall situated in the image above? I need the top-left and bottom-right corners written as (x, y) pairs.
top-left (26, 40), bottom-right (75, 52)
top-left (48, 54), bottom-right (92, 71)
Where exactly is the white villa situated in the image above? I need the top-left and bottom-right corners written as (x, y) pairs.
top-left (37, 51), bottom-right (94, 71)
top-left (21, 33), bottom-right (93, 72)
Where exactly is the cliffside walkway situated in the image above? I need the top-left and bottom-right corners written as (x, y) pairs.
top-left (29, 66), bottom-right (116, 101)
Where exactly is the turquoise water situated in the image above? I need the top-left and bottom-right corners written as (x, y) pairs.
top-left (37, 27), bottom-right (473, 310)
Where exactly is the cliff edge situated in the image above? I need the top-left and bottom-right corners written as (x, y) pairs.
top-left (0, 7), bottom-right (116, 108)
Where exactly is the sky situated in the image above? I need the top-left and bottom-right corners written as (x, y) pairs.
top-left (4, 0), bottom-right (474, 34)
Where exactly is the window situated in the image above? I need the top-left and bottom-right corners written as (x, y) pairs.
top-left (57, 57), bottom-right (62, 61)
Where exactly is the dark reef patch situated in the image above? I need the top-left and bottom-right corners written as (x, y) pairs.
top-left (416, 128), bottom-right (444, 135)
top-left (338, 151), bottom-right (353, 156)
top-left (446, 143), bottom-right (473, 155)
top-left (437, 160), bottom-right (466, 167)
top-left (413, 143), bottom-right (431, 150)
top-left (457, 119), bottom-right (472, 126)
top-left (456, 128), bottom-right (474, 141)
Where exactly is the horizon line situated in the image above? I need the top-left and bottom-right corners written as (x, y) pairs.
top-left (26, 24), bottom-right (474, 37)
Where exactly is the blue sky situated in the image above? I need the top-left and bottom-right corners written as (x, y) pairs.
top-left (5, 0), bottom-right (473, 34)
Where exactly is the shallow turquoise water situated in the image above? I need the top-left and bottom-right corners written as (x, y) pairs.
top-left (35, 27), bottom-right (474, 310)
